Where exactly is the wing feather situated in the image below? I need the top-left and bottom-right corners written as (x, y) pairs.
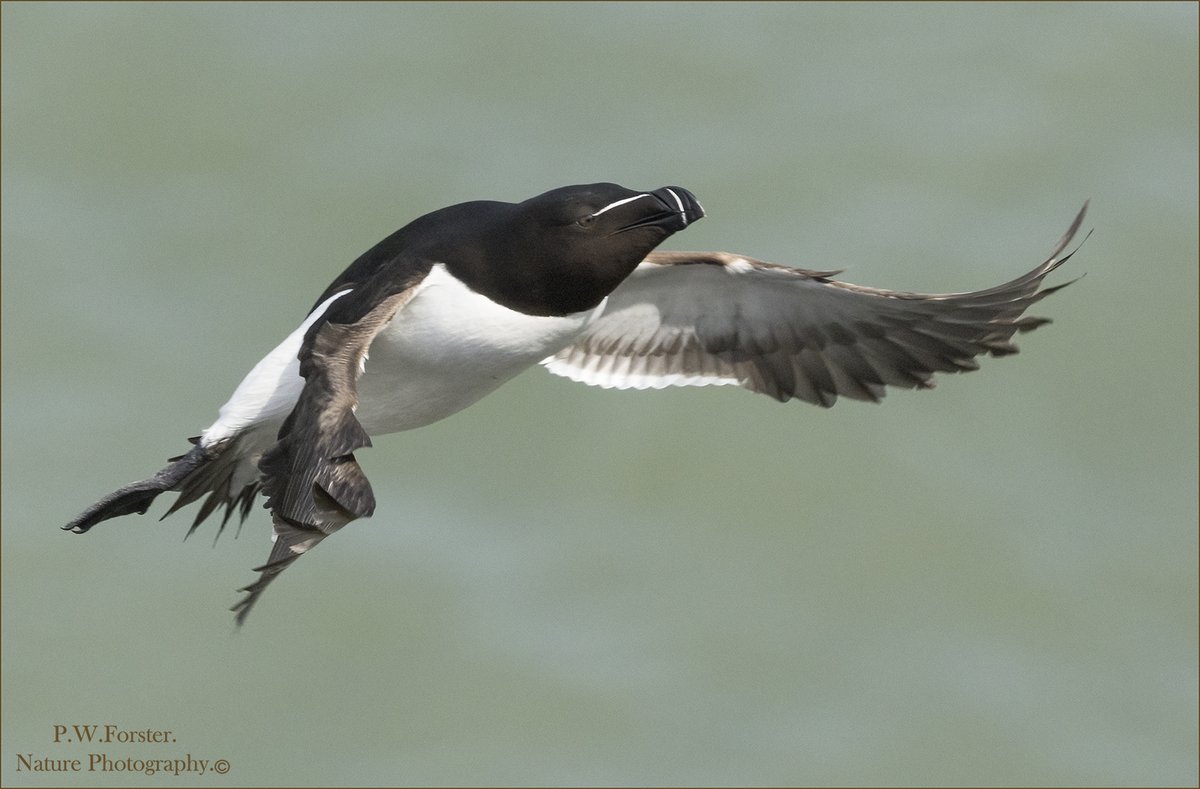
top-left (232, 287), bottom-right (417, 622)
top-left (543, 204), bottom-right (1087, 406)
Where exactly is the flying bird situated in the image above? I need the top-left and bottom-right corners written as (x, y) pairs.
top-left (63, 183), bottom-right (1087, 624)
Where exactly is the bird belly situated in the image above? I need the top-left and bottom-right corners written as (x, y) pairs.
top-left (355, 264), bottom-right (602, 435)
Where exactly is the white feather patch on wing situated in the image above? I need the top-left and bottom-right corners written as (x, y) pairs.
top-left (540, 294), bottom-right (741, 389)
top-left (540, 260), bottom-right (778, 391)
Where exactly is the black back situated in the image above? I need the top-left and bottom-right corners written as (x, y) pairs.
top-left (308, 182), bottom-right (704, 328)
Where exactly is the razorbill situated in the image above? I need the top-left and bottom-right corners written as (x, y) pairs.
top-left (62, 182), bottom-right (1087, 624)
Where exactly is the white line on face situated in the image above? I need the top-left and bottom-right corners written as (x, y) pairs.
top-left (590, 192), bottom-right (654, 218)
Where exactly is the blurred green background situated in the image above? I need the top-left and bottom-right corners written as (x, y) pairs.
top-left (3, 3), bottom-right (1196, 786)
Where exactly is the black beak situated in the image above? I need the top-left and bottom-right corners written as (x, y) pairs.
top-left (649, 186), bottom-right (705, 231)
top-left (614, 186), bottom-right (705, 234)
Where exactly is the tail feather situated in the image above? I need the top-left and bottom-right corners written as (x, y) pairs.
top-left (163, 431), bottom-right (265, 541)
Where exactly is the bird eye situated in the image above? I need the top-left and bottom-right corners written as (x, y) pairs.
top-left (576, 213), bottom-right (597, 228)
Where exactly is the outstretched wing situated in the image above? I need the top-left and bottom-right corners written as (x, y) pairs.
top-left (232, 285), bottom-right (419, 624)
top-left (543, 204), bottom-right (1087, 405)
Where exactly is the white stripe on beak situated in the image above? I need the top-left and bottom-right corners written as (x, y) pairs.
top-left (663, 188), bottom-right (688, 226)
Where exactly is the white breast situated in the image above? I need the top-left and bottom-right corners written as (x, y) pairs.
top-left (355, 264), bottom-right (603, 434)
